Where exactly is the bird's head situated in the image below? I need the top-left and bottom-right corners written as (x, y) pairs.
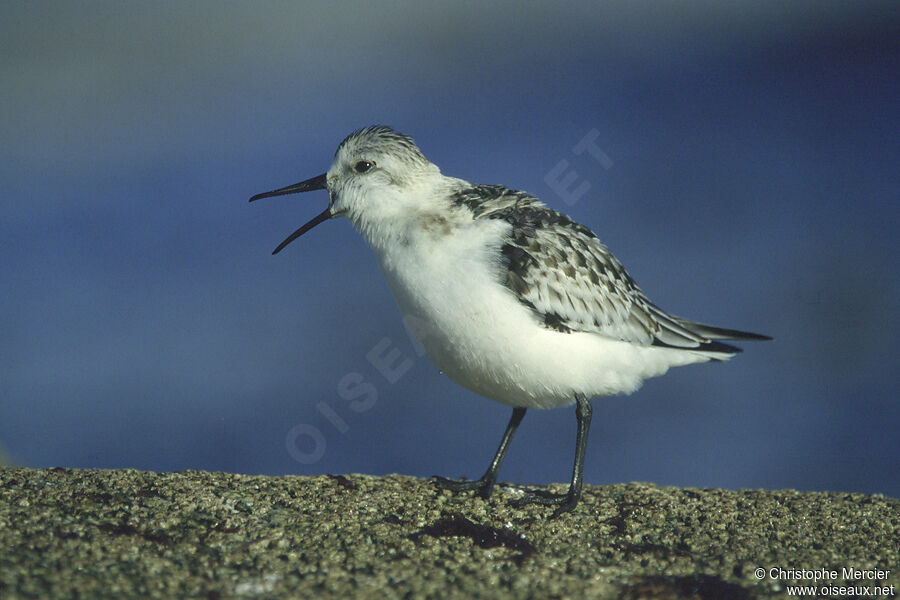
top-left (250, 125), bottom-right (441, 254)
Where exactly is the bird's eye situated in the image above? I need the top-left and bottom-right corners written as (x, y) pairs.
top-left (354, 160), bottom-right (374, 173)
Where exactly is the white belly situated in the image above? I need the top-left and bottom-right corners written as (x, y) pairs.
top-left (370, 219), bottom-right (701, 409)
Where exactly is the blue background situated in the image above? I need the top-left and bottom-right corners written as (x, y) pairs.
top-left (2, 3), bottom-right (897, 497)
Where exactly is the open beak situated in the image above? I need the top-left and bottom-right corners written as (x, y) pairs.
top-left (249, 173), bottom-right (330, 254)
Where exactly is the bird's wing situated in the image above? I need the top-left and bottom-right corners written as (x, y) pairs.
top-left (457, 185), bottom-right (740, 353)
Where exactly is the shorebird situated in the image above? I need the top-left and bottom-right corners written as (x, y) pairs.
top-left (250, 126), bottom-right (769, 517)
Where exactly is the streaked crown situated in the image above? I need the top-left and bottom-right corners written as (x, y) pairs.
top-left (335, 125), bottom-right (430, 169)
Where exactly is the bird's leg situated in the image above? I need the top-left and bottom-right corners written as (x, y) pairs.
top-left (510, 394), bottom-right (592, 518)
top-left (433, 407), bottom-right (526, 499)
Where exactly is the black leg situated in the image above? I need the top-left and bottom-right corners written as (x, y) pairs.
top-left (433, 407), bottom-right (526, 499)
top-left (510, 394), bottom-right (592, 518)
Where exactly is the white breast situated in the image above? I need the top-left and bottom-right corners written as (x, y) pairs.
top-left (367, 215), bottom-right (703, 409)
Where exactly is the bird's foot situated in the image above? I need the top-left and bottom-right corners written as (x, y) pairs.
top-left (432, 475), bottom-right (496, 499)
top-left (509, 487), bottom-right (580, 518)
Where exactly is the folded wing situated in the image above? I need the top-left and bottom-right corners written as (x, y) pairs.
top-left (459, 185), bottom-right (769, 354)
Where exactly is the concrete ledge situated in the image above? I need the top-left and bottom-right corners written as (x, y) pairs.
top-left (1, 468), bottom-right (896, 598)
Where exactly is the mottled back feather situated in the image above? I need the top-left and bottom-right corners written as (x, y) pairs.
top-left (451, 184), bottom-right (744, 354)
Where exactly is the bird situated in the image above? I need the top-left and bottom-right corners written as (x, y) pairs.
top-left (250, 125), bottom-right (770, 517)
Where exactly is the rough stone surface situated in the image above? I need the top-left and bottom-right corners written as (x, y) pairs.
top-left (0, 467), bottom-right (897, 599)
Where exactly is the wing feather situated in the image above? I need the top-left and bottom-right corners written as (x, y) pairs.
top-left (452, 185), bottom-right (754, 353)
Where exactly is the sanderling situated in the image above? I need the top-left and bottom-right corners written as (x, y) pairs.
top-left (251, 125), bottom-right (770, 517)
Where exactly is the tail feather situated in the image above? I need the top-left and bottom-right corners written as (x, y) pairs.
top-left (675, 319), bottom-right (772, 342)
